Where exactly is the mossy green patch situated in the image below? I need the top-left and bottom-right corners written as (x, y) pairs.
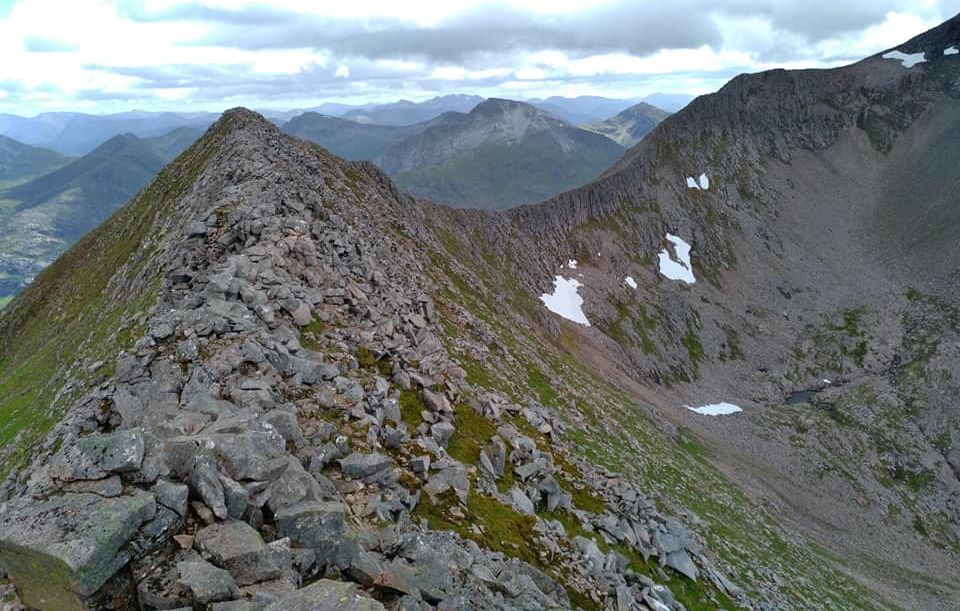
top-left (399, 389), bottom-right (425, 428)
top-left (356, 345), bottom-right (376, 368)
top-left (298, 318), bottom-right (326, 351)
top-left (447, 403), bottom-right (499, 466)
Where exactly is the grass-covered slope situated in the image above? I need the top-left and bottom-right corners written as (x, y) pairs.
top-left (0, 123), bottom-right (224, 475)
top-left (394, 209), bottom-right (899, 611)
top-left (393, 128), bottom-right (623, 209)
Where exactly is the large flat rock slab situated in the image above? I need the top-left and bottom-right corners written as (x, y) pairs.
top-left (0, 490), bottom-right (156, 610)
top-left (264, 579), bottom-right (385, 611)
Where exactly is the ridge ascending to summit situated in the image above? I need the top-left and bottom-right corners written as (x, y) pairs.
top-left (0, 13), bottom-right (959, 611)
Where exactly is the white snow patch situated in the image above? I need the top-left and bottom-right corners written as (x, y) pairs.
top-left (698, 173), bottom-right (709, 189)
top-left (657, 233), bottom-right (696, 284)
top-left (945, 46), bottom-right (959, 56)
top-left (540, 276), bottom-right (590, 326)
top-left (686, 176), bottom-right (699, 189)
top-left (687, 402), bottom-right (743, 416)
top-left (882, 50), bottom-right (926, 68)
top-left (566, 259), bottom-right (578, 269)
top-left (624, 276), bottom-right (637, 289)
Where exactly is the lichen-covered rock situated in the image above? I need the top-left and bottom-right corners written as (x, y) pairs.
top-left (0, 491), bottom-right (156, 610)
top-left (49, 429), bottom-right (145, 482)
top-left (274, 501), bottom-right (347, 548)
top-left (264, 579), bottom-right (386, 611)
top-left (177, 560), bottom-right (241, 604)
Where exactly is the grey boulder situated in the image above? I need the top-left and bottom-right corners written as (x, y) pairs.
top-left (265, 578), bottom-right (385, 611)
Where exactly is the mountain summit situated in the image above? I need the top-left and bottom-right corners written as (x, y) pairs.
top-left (377, 98), bottom-right (625, 208)
top-left (1, 13), bottom-right (960, 611)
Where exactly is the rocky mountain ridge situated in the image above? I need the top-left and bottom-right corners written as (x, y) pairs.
top-left (0, 14), bottom-right (959, 611)
top-left (0, 110), bottom-right (743, 611)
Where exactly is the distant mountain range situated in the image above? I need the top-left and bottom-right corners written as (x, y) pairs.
top-left (0, 127), bottom-right (202, 297)
top-left (285, 98), bottom-right (626, 209)
top-left (0, 92), bottom-right (685, 297)
top-left (0, 111), bottom-right (217, 156)
top-left (527, 94), bottom-right (693, 125)
top-left (582, 102), bottom-right (672, 147)
top-left (342, 94), bottom-right (485, 126)
top-left (283, 112), bottom-right (448, 161)
top-left (382, 99), bottom-right (625, 208)
top-left (0, 94), bottom-right (694, 156)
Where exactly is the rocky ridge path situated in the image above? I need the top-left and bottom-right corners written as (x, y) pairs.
top-left (0, 110), bottom-right (739, 611)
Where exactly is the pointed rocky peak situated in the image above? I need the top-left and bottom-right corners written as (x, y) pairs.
top-left (215, 107), bottom-right (279, 134)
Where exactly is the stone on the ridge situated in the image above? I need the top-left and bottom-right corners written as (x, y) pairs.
top-left (274, 501), bottom-right (347, 548)
top-left (0, 491), bottom-right (156, 610)
top-left (177, 560), bottom-right (240, 604)
top-left (421, 389), bottom-right (451, 413)
top-left (189, 456), bottom-right (228, 519)
top-left (665, 549), bottom-right (699, 581)
top-left (510, 487), bottom-right (535, 516)
top-left (264, 578), bottom-right (386, 611)
top-left (424, 463), bottom-right (470, 503)
top-left (194, 520), bottom-right (281, 586)
top-left (153, 479), bottom-right (190, 517)
top-left (186, 221), bottom-right (208, 238)
top-left (287, 300), bottom-right (313, 326)
top-left (166, 432), bottom-right (290, 482)
top-left (51, 429), bottom-right (145, 481)
top-left (430, 422), bottom-right (455, 448)
top-left (339, 452), bottom-right (392, 480)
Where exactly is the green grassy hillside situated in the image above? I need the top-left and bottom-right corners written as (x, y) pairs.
top-left (0, 135), bottom-right (69, 188)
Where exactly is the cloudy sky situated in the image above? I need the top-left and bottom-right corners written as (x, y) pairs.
top-left (0, 0), bottom-right (957, 115)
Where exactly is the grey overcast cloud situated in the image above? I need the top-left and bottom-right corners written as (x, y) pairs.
top-left (0, 0), bottom-right (958, 114)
